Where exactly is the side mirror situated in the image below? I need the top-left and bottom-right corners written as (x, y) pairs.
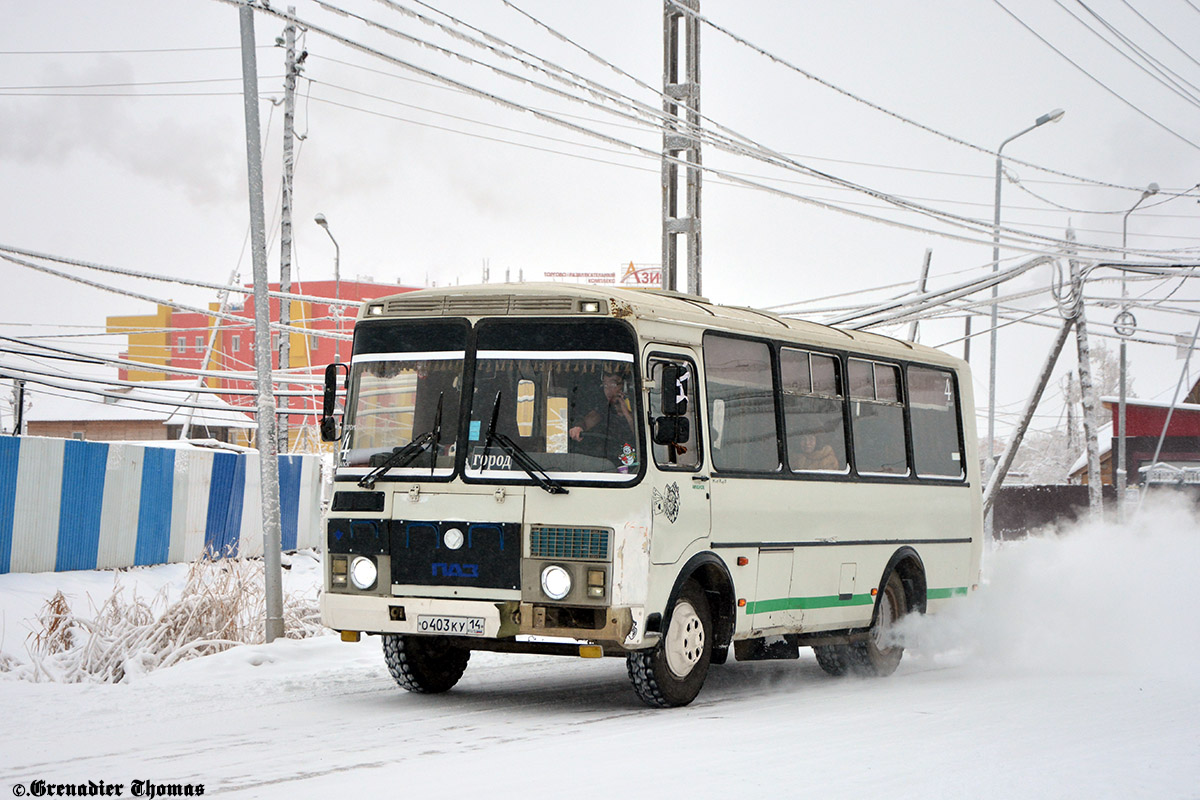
top-left (321, 362), bottom-right (347, 442)
top-left (660, 363), bottom-right (689, 417)
top-left (652, 415), bottom-right (690, 446)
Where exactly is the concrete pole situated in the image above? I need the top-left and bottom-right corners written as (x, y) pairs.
top-left (662, 0), bottom-right (701, 296)
top-left (1067, 231), bottom-right (1103, 520)
top-left (12, 380), bottom-right (26, 435)
top-left (982, 316), bottom-right (1075, 517)
top-left (239, 3), bottom-right (285, 644)
top-left (278, 8), bottom-right (298, 453)
top-left (907, 249), bottom-right (932, 342)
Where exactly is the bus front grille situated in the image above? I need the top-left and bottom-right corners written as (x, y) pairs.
top-left (529, 526), bottom-right (610, 561)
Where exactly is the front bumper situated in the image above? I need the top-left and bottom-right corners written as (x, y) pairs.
top-left (321, 592), bottom-right (512, 638)
top-left (322, 592), bottom-right (638, 647)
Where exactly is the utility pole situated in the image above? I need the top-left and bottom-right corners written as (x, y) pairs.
top-left (1064, 373), bottom-right (1078, 454)
top-left (1067, 228), bottom-right (1103, 520)
top-left (277, 7), bottom-right (303, 453)
top-left (12, 380), bottom-right (26, 435)
top-left (662, 0), bottom-right (701, 296)
top-left (907, 249), bottom-right (932, 342)
top-left (239, 2), bottom-right (286, 644)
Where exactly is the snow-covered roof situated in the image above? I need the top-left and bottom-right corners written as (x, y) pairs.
top-left (1068, 421), bottom-right (1113, 476)
top-left (1098, 396), bottom-right (1200, 413)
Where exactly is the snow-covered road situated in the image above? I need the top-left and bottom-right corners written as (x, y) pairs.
top-left (2, 498), bottom-right (1198, 798)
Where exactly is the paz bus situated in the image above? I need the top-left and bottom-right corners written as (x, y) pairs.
top-left (319, 283), bottom-right (982, 707)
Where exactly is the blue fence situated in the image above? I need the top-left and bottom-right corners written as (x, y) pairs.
top-left (0, 436), bottom-right (324, 574)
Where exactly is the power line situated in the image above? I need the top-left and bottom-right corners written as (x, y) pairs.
top-left (0, 46), bottom-right (261, 55)
top-left (1053, 0), bottom-right (1200, 108)
top-left (315, 44), bottom-right (1200, 194)
top-left (0, 76), bottom-right (284, 91)
top-left (226, 1), bottom-right (1198, 261)
top-left (662, 0), bottom-right (1190, 192)
top-left (991, 0), bottom-right (1200, 151)
top-left (1116, 0), bottom-right (1200, 73)
top-left (0, 244), bottom-right (362, 310)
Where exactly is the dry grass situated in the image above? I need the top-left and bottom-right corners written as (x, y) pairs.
top-left (3, 554), bottom-right (324, 684)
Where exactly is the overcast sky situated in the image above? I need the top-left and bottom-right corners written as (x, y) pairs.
top-left (3, 0), bottom-right (1199, 441)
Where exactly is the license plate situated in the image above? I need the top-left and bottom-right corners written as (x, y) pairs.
top-left (416, 615), bottom-right (486, 637)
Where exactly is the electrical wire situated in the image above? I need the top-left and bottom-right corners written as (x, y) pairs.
top-left (662, 0), bottom-right (1193, 192)
top-left (1052, 0), bottom-right (1200, 108)
top-left (299, 0), bottom-right (1197, 258)
top-left (991, 0), bottom-right (1200, 151)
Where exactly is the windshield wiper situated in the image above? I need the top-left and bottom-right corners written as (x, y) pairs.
top-left (358, 393), bottom-right (444, 489)
top-left (482, 391), bottom-right (568, 495)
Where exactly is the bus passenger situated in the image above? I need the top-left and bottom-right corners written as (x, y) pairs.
top-left (794, 433), bottom-right (840, 471)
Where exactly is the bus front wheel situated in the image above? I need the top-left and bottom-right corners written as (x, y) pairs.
top-left (814, 570), bottom-right (907, 678)
top-left (626, 580), bottom-right (712, 707)
top-left (382, 634), bottom-right (470, 693)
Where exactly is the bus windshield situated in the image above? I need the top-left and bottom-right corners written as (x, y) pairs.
top-left (340, 317), bottom-right (641, 483)
top-left (465, 319), bottom-right (641, 483)
top-left (340, 320), bottom-right (466, 475)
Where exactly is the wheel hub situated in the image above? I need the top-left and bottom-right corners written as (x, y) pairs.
top-left (664, 599), bottom-right (705, 678)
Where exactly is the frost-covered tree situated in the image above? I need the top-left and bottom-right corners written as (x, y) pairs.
top-left (1006, 342), bottom-right (1134, 485)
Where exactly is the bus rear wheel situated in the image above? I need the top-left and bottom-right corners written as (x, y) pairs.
top-left (626, 580), bottom-right (712, 708)
top-left (382, 634), bottom-right (470, 694)
top-left (814, 571), bottom-right (907, 677)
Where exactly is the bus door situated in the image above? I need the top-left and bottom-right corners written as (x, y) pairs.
top-left (645, 350), bottom-right (710, 565)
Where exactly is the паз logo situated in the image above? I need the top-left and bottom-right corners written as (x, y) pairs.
top-left (432, 562), bottom-right (480, 578)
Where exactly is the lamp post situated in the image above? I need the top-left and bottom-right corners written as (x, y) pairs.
top-left (987, 108), bottom-right (1064, 536)
top-left (1117, 182), bottom-right (1159, 522)
top-left (314, 213), bottom-right (341, 362)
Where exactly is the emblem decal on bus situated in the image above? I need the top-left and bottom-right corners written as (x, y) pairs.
top-left (652, 482), bottom-right (680, 523)
top-left (431, 562), bottom-right (480, 578)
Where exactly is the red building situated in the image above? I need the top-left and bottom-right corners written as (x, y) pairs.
top-left (1069, 388), bottom-right (1200, 486)
top-left (107, 279), bottom-right (416, 448)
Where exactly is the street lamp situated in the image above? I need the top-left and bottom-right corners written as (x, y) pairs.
top-left (314, 213), bottom-right (341, 362)
top-left (987, 108), bottom-right (1065, 535)
top-left (1116, 182), bottom-right (1159, 521)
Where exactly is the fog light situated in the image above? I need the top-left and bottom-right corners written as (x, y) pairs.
top-left (540, 565), bottom-right (571, 600)
top-left (350, 556), bottom-right (378, 590)
top-left (587, 569), bottom-right (605, 598)
top-left (331, 555), bottom-right (348, 587)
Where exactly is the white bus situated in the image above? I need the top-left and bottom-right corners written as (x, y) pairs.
top-left (320, 283), bottom-right (982, 707)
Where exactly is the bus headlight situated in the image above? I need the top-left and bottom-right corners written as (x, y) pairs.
top-left (540, 565), bottom-right (572, 600)
top-left (350, 556), bottom-right (378, 590)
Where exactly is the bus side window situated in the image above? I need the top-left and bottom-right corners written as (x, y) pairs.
top-left (909, 365), bottom-right (964, 479)
top-left (649, 357), bottom-right (700, 470)
top-left (703, 335), bottom-right (780, 473)
top-left (849, 358), bottom-right (909, 476)
top-left (781, 348), bottom-right (847, 473)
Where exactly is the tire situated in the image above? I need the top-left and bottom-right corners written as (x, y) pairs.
top-left (382, 634), bottom-right (470, 694)
top-left (813, 571), bottom-right (907, 678)
top-left (626, 580), bottom-right (712, 708)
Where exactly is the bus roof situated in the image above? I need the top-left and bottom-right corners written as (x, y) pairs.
top-left (357, 282), bottom-right (964, 369)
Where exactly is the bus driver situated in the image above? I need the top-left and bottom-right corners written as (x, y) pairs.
top-left (569, 368), bottom-right (638, 471)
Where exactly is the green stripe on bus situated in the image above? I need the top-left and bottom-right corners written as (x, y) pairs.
top-left (747, 586), bottom-right (969, 614)
top-left (746, 593), bottom-right (875, 614)
top-left (926, 587), bottom-right (969, 599)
